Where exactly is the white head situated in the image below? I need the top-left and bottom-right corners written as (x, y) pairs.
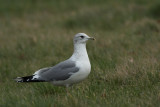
top-left (74, 33), bottom-right (95, 44)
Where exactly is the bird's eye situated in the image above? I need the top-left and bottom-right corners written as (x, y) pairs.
top-left (80, 36), bottom-right (84, 38)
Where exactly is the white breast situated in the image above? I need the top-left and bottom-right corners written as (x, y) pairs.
top-left (67, 60), bottom-right (91, 83)
top-left (66, 43), bottom-right (91, 84)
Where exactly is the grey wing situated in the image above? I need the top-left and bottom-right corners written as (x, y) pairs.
top-left (38, 60), bottom-right (79, 81)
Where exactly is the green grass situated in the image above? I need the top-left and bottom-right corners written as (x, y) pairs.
top-left (0, 0), bottom-right (160, 106)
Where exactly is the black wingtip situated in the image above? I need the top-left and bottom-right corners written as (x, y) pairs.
top-left (14, 75), bottom-right (46, 83)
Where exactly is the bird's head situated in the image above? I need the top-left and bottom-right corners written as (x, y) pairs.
top-left (74, 33), bottom-right (95, 44)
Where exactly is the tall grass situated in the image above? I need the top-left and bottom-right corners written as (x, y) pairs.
top-left (0, 0), bottom-right (160, 106)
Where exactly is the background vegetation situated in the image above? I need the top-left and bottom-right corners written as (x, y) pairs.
top-left (0, 0), bottom-right (160, 106)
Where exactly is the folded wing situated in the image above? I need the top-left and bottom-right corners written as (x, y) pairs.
top-left (36, 60), bottom-right (79, 81)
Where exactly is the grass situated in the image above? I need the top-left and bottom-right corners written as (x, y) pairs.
top-left (0, 0), bottom-right (160, 106)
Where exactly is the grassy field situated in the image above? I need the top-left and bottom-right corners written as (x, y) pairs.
top-left (0, 0), bottom-right (160, 106)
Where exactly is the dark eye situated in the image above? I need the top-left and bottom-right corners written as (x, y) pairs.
top-left (80, 36), bottom-right (84, 38)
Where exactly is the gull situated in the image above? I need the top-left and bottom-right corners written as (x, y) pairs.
top-left (15, 33), bottom-right (95, 87)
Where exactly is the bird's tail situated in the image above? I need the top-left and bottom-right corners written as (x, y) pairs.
top-left (14, 75), bottom-right (45, 83)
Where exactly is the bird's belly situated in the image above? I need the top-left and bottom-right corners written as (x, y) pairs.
top-left (52, 60), bottom-right (91, 86)
top-left (52, 66), bottom-right (91, 86)
top-left (72, 61), bottom-right (90, 81)
top-left (68, 69), bottom-right (90, 83)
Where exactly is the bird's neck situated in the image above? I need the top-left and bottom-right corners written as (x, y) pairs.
top-left (70, 43), bottom-right (89, 61)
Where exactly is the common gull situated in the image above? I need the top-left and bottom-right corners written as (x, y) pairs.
top-left (15, 33), bottom-right (95, 87)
